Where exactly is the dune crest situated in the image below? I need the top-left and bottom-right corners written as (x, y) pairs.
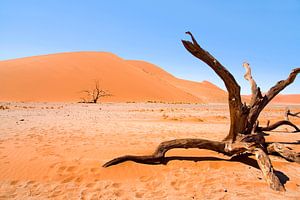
top-left (0, 52), bottom-right (298, 104)
top-left (0, 52), bottom-right (228, 103)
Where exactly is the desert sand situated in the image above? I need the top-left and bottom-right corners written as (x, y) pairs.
top-left (0, 52), bottom-right (300, 199)
top-left (0, 102), bottom-right (300, 199)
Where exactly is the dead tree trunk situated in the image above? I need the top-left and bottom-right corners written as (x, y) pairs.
top-left (103, 32), bottom-right (300, 191)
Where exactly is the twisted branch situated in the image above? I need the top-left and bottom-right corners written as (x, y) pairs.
top-left (246, 68), bottom-right (300, 133)
top-left (256, 120), bottom-right (300, 132)
top-left (243, 62), bottom-right (262, 106)
top-left (103, 139), bottom-right (227, 167)
top-left (182, 32), bottom-right (244, 142)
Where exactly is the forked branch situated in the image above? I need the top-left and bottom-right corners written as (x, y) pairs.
top-left (246, 68), bottom-right (300, 133)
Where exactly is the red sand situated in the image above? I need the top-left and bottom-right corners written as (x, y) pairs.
top-left (0, 102), bottom-right (299, 199)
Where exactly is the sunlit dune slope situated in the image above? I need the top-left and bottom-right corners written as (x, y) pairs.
top-left (1, 52), bottom-right (296, 103)
top-left (126, 60), bottom-right (227, 103)
top-left (0, 52), bottom-right (228, 103)
top-left (272, 94), bottom-right (300, 104)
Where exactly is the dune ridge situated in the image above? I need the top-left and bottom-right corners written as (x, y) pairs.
top-left (0, 52), bottom-right (227, 103)
top-left (0, 51), bottom-right (298, 104)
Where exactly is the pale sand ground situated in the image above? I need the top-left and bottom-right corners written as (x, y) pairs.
top-left (0, 102), bottom-right (300, 199)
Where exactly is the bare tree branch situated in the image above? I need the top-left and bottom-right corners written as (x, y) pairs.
top-left (182, 32), bottom-right (244, 142)
top-left (265, 68), bottom-right (300, 103)
top-left (243, 62), bottom-right (262, 106)
top-left (256, 120), bottom-right (300, 132)
top-left (103, 138), bottom-right (228, 167)
top-left (246, 68), bottom-right (300, 134)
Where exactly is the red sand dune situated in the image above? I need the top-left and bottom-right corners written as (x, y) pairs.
top-left (0, 51), bottom-right (298, 104)
top-left (272, 94), bottom-right (300, 104)
top-left (0, 52), bottom-right (227, 103)
top-left (242, 94), bottom-right (300, 105)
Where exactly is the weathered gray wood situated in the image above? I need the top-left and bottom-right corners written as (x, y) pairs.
top-left (243, 62), bottom-right (262, 106)
top-left (267, 143), bottom-right (300, 163)
top-left (254, 148), bottom-right (285, 191)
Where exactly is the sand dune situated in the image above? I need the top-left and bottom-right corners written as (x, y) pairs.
top-left (0, 51), bottom-right (298, 104)
top-left (243, 94), bottom-right (300, 105)
top-left (0, 52), bottom-right (225, 103)
top-left (0, 52), bottom-right (198, 102)
top-left (272, 94), bottom-right (300, 104)
top-left (127, 60), bottom-right (228, 103)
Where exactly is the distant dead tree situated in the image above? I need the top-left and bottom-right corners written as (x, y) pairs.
top-left (103, 32), bottom-right (300, 191)
top-left (80, 80), bottom-right (111, 103)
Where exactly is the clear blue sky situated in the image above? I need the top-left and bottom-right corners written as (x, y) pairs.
top-left (1, 0), bottom-right (300, 94)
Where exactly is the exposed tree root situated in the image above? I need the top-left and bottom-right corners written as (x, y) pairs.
top-left (103, 139), bottom-right (227, 167)
top-left (103, 136), bottom-right (288, 191)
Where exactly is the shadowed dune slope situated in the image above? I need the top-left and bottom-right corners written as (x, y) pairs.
top-left (0, 52), bottom-right (227, 103)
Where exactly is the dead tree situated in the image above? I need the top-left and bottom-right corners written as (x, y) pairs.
top-left (81, 80), bottom-right (111, 103)
top-left (103, 32), bottom-right (300, 191)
